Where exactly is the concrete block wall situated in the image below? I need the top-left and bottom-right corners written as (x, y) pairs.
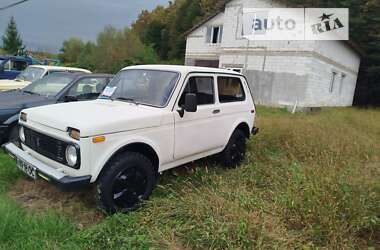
top-left (305, 56), bottom-right (358, 106)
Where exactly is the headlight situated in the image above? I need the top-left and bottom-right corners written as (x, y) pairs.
top-left (20, 112), bottom-right (27, 122)
top-left (19, 126), bottom-right (25, 142)
top-left (65, 145), bottom-right (78, 167)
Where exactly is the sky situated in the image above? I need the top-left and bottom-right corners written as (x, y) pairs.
top-left (0, 0), bottom-right (169, 52)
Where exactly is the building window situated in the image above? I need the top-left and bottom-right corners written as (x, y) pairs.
top-left (339, 73), bottom-right (346, 94)
top-left (329, 71), bottom-right (337, 93)
top-left (206, 25), bottom-right (223, 44)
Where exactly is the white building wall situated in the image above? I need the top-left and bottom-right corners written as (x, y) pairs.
top-left (303, 41), bottom-right (360, 106)
top-left (185, 13), bottom-right (224, 63)
top-left (185, 0), bottom-right (361, 107)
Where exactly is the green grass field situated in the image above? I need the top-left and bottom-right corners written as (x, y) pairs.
top-left (0, 107), bottom-right (379, 249)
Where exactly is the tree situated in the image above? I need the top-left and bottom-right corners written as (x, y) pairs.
top-left (58, 38), bottom-right (85, 63)
top-left (2, 16), bottom-right (24, 55)
top-left (60, 25), bottom-right (158, 74)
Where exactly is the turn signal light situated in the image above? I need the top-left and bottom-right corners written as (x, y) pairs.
top-left (68, 128), bottom-right (80, 140)
top-left (92, 136), bottom-right (106, 144)
top-left (20, 112), bottom-right (27, 122)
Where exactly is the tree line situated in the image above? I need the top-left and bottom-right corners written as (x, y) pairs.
top-left (58, 0), bottom-right (225, 73)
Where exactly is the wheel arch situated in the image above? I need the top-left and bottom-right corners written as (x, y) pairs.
top-left (226, 120), bottom-right (251, 143)
top-left (236, 122), bottom-right (250, 138)
top-left (95, 141), bottom-right (160, 182)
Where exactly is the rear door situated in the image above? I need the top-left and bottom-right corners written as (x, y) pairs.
top-left (174, 73), bottom-right (224, 160)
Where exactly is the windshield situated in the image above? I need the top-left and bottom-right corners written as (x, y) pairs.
top-left (16, 67), bottom-right (45, 82)
top-left (22, 74), bottom-right (74, 96)
top-left (102, 69), bottom-right (180, 107)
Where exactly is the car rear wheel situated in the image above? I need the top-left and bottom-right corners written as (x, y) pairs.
top-left (97, 151), bottom-right (156, 214)
top-left (220, 129), bottom-right (247, 168)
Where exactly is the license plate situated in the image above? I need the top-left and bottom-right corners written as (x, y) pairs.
top-left (16, 158), bottom-right (37, 180)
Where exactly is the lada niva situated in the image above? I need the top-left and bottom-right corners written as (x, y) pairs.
top-left (4, 65), bottom-right (258, 213)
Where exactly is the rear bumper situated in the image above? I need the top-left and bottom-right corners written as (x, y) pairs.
top-left (3, 143), bottom-right (91, 191)
top-left (251, 127), bottom-right (259, 135)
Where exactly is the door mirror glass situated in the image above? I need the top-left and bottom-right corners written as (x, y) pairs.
top-left (184, 93), bottom-right (197, 112)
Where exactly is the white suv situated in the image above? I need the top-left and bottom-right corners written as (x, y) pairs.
top-left (5, 65), bottom-right (258, 213)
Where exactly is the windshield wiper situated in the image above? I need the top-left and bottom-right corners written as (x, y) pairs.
top-left (22, 90), bottom-right (40, 95)
top-left (114, 97), bottom-right (139, 105)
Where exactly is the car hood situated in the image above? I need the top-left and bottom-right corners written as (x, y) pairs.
top-left (0, 79), bottom-right (31, 91)
top-left (0, 89), bottom-right (54, 110)
top-left (24, 100), bottom-right (166, 137)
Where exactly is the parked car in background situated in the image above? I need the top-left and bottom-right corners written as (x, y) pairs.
top-left (0, 56), bottom-right (38, 80)
top-left (0, 72), bottom-right (113, 143)
top-left (0, 65), bottom-right (91, 91)
top-left (4, 65), bottom-right (258, 214)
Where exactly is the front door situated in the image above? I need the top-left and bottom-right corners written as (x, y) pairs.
top-left (174, 73), bottom-right (224, 160)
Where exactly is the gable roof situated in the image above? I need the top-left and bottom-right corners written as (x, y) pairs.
top-left (184, 0), bottom-right (364, 57)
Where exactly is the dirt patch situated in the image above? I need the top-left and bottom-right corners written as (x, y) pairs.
top-left (8, 178), bottom-right (104, 229)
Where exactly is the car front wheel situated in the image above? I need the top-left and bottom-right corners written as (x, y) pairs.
top-left (97, 151), bottom-right (156, 214)
top-left (220, 129), bottom-right (247, 168)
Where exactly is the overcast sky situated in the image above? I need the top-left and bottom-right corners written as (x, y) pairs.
top-left (0, 0), bottom-right (169, 52)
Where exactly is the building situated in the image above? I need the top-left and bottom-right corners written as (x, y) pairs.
top-left (185, 0), bottom-right (362, 107)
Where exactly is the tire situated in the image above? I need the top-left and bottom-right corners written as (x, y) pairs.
top-left (97, 151), bottom-right (157, 214)
top-left (220, 129), bottom-right (247, 168)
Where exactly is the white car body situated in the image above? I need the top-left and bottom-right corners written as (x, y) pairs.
top-left (0, 65), bottom-right (91, 91)
top-left (5, 65), bottom-right (257, 187)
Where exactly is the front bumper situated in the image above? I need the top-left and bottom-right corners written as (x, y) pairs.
top-left (3, 143), bottom-right (91, 191)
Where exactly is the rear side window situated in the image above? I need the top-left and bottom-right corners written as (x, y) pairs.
top-left (217, 76), bottom-right (245, 103)
top-left (179, 76), bottom-right (214, 106)
top-left (12, 60), bottom-right (28, 71)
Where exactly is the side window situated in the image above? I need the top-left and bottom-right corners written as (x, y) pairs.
top-left (217, 76), bottom-right (245, 103)
top-left (179, 76), bottom-right (214, 106)
top-left (3, 60), bottom-right (11, 70)
top-left (47, 70), bottom-right (61, 74)
top-left (67, 78), bottom-right (108, 100)
top-left (11, 60), bottom-right (27, 71)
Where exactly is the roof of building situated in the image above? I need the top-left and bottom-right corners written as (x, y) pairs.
top-left (122, 64), bottom-right (243, 76)
top-left (29, 65), bottom-right (92, 73)
top-left (184, 0), bottom-right (365, 56)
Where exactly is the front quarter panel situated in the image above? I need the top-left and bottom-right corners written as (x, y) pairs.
top-left (88, 113), bottom-right (175, 182)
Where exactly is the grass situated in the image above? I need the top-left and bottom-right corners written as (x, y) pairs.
top-left (0, 107), bottom-right (379, 249)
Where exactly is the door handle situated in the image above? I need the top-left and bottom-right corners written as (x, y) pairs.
top-left (212, 109), bottom-right (220, 114)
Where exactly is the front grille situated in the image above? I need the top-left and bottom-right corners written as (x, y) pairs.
top-left (23, 127), bottom-right (68, 166)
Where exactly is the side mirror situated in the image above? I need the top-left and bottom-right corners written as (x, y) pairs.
top-left (184, 93), bottom-right (197, 112)
top-left (178, 93), bottom-right (197, 118)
